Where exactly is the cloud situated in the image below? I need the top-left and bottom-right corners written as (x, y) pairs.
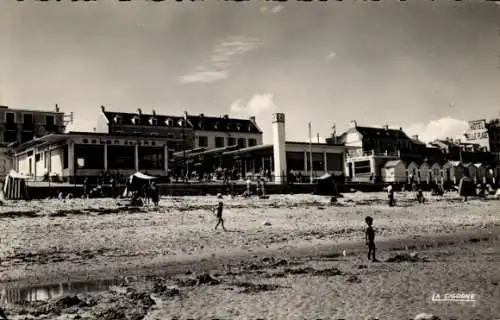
top-left (260, 5), bottom-right (284, 14)
top-left (179, 35), bottom-right (264, 84)
top-left (405, 117), bottom-right (469, 143)
top-left (230, 93), bottom-right (278, 115)
top-left (326, 52), bottom-right (337, 60)
top-left (179, 70), bottom-right (229, 84)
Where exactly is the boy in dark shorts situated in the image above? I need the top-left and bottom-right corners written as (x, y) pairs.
top-left (365, 216), bottom-right (378, 262)
top-left (214, 201), bottom-right (227, 231)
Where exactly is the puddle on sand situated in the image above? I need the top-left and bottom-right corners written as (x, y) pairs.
top-left (0, 279), bottom-right (121, 304)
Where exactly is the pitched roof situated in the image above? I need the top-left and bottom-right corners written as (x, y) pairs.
top-left (102, 111), bottom-right (189, 128)
top-left (186, 114), bottom-right (262, 134)
top-left (353, 126), bottom-right (411, 140)
top-left (383, 160), bottom-right (404, 168)
top-left (101, 109), bottom-right (262, 134)
top-left (447, 160), bottom-right (462, 167)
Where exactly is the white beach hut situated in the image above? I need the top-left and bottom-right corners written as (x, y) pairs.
top-left (419, 161), bottom-right (432, 184)
top-left (430, 162), bottom-right (442, 183)
top-left (381, 160), bottom-right (407, 183)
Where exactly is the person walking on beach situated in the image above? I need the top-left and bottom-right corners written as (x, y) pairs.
top-left (213, 201), bottom-right (227, 231)
top-left (150, 181), bottom-right (160, 206)
top-left (365, 216), bottom-right (378, 262)
top-left (386, 183), bottom-right (394, 207)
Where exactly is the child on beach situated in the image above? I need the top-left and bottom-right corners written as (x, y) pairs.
top-left (365, 216), bottom-right (378, 262)
top-left (213, 201), bottom-right (227, 231)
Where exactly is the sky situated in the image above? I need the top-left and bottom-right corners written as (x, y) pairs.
top-left (1, 0), bottom-right (500, 144)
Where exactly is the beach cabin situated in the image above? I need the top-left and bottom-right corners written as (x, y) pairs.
top-left (406, 161), bottom-right (420, 184)
top-left (463, 163), bottom-right (478, 182)
top-left (419, 161), bottom-right (432, 184)
top-left (442, 161), bottom-right (465, 185)
top-left (473, 163), bottom-right (487, 183)
top-left (430, 162), bottom-right (442, 183)
top-left (381, 160), bottom-right (407, 183)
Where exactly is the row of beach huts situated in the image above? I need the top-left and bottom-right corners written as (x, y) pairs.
top-left (380, 160), bottom-right (499, 185)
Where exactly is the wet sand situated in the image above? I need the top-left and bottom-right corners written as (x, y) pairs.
top-left (0, 192), bottom-right (499, 319)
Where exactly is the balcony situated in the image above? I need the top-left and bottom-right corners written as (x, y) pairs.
top-left (346, 149), bottom-right (401, 159)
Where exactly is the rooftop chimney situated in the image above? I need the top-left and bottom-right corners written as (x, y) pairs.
top-left (55, 104), bottom-right (60, 112)
top-left (412, 134), bottom-right (419, 140)
top-left (399, 127), bottom-right (403, 131)
top-left (383, 125), bottom-right (389, 130)
top-left (223, 114), bottom-right (229, 119)
top-left (152, 109), bottom-right (156, 116)
top-left (199, 113), bottom-right (204, 117)
top-left (137, 108), bottom-right (142, 115)
top-left (349, 120), bottom-right (357, 128)
top-left (100, 105), bottom-right (105, 112)
top-left (249, 116), bottom-right (256, 123)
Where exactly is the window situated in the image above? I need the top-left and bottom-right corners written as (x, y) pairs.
top-left (5, 112), bottom-right (15, 124)
top-left (166, 119), bottom-right (173, 127)
top-left (23, 114), bottom-right (33, 128)
top-left (150, 118), bottom-right (158, 126)
top-left (354, 160), bottom-right (371, 174)
top-left (248, 138), bottom-right (257, 147)
top-left (45, 115), bottom-right (55, 128)
top-left (198, 136), bottom-right (208, 148)
top-left (35, 153), bottom-right (41, 162)
top-left (114, 116), bottom-right (122, 124)
top-left (215, 137), bottom-right (225, 148)
top-left (108, 145), bottom-right (135, 169)
top-left (227, 137), bottom-right (236, 146)
top-left (132, 117), bottom-right (141, 125)
top-left (74, 145), bottom-right (105, 169)
top-left (326, 153), bottom-right (343, 171)
top-left (44, 151), bottom-right (49, 169)
top-left (237, 138), bottom-right (246, 148)
top-left (286, 152), bottom-right (305, 171)
top-left (138, 147), bottom-right (164, 170)
top-left (5, 112), bottom-right (16, 130)
top-left (63, 145), bottom-right (69, 169)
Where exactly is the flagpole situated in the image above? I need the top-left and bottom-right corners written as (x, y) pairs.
top-left (309, 122), bottom-right (313, 184)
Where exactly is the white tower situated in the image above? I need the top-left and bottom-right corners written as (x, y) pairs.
top-left (272, 113), bottom-right (287, 183)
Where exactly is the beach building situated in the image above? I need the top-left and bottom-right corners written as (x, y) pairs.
top-left (430, 162), bottom-right (442, 183)
top-left (12, 131), bottom-right (172, 183)
top-left (473, 163), bottom-right (487, 182)
top-left (419, 160), bottom-right (432, 184)
top-left (380, 160), bottom-right (407, 184)
top-left (96, 106), bottom-right (263, 151)
top-left (96, 106), bottom-right (263, 175)
top-left (0, 104), bottom-right (70, 180)
top-left (406, 161), bottom-right (420, 184)
top-left (340, 121), bottom-right (434, 183)
top-left (173, 113), bottom-right (351, 183)
top-left (442, 161), bottom-right (466, 184)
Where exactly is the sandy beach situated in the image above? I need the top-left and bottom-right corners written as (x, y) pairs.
top-left (0, 192), bottom-right (499, 319)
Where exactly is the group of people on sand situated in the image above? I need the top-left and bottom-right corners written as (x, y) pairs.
top-left (129, 180), bottom-right (160, 207)
top-left (385, 183), bottom-right (430, 207)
